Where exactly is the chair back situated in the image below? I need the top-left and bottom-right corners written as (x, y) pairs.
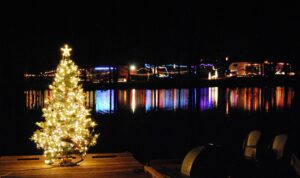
top-left (271, 134), bottom-right (288, 160)
top-left (243, 130), bottom-right (261, 160)
top-left (181, 146), bottom-right (206, 177)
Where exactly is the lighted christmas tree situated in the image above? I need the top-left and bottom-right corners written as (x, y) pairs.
top-left (31, 44), bottom-right (99, 166)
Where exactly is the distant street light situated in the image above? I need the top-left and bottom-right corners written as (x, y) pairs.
top-left (130, 65), bottom-right (136, 71)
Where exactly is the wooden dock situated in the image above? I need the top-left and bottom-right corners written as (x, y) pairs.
top-left (144, 159), bottom-right (182, 178)
top-left (0, 153), bottom-right (151, 178)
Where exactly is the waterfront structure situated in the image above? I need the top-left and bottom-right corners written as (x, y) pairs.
top-left (228, 62), bottom-right (250, 77)
top-left (24, 60), bottom-right (296, 83)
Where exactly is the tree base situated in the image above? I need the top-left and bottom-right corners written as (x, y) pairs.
top-left (49, 155), bottom-right (85, 167)
top-left (60, 157), bottom-right (77, 166)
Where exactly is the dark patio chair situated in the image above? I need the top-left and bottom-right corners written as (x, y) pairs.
top-left (180, 143), bottom-right (225, 177)
top-left (260, 134), bottom-right (297, 177)
top-left (242, 130), bottom-right (262, 161)
top-left (271, 134), bottom-right (288, 160)
top-left (229, 130), bottom-right (263, 178)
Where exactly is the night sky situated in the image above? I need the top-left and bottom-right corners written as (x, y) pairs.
top-left (2, 1), bottom-right (300, 80)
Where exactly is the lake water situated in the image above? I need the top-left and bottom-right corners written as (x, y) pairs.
top-left (25, 87), bottom-right (295, 114)
top-left (0, 86), bottom-right (298, 162)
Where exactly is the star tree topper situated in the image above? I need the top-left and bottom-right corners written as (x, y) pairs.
top-left (61, 44), bottom-right (72, 57)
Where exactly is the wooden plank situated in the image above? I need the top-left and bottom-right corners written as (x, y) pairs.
top-left (7, 167), bottom-right (145, 177)
top-left (146, 159), bottom-right (182, 178)
top-left (0, 153), bottom-right (151, 178)
top-left (144, 166), bottom-right (165, 178)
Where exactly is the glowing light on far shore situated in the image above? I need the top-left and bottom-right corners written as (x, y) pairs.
top-left (94, 67), bottom-right (114, 71)
top-left (208, 70), bottom-right (218, 80)
top-left (130, 65), bottom-right (136, 71)
top-left (288, 72), bottom-right (295, 76)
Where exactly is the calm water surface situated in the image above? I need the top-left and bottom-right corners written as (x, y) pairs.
top-left (25, 87), bottom-right (295, 114)
top-left (1, 86), bottom-right (298, 161)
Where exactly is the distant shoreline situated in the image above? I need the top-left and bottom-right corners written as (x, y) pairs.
top-left (23, 76), bottom-right (299, 90)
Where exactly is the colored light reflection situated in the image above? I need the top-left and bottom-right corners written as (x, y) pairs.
top-left (85, 91), bottom-right (95, 109)
top-left (25, 87), bottom-right (295, 115)
top-left (225, 87), bottom-right (293, 114)
top-left (144, 89), bottom-right (190, 111)
top-left (120, 89), bottom-right (191, 113)
top-left (275, 87), bottom-right (285, 109)
top-left (25, 90), bottom-right (50, 109)
top-left (199, 87), bottom-right (218, 111)
top-left (286, 87), bottom-right (295, 108)
top-left (131, 89), bottom-right (136, 113)
top-left (118, 90), bottom-right (128, 106)
top-left (145, 90), bottom-right (153, 112)
top-left (95, 90), bottom-right (115, 114)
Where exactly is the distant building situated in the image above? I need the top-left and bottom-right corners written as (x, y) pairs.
top-left (245, 63), bottom-right (262, 76)
top-left (262, 60), bottom-right (275, 77)
top-left (91, 66), bottom-right (115, 83)
top-left (274, 62), bottom-right (294, 76)
top-left (196, 63), bottom-right (218, 79)
top-left (24, 60), bottom-right (296, 83)
top-left (118, 65), bottom-right (129, 82)
top-left (229, 62), bottom-right (250, 77)
top-left (228, 61), bottom-right (295, 77)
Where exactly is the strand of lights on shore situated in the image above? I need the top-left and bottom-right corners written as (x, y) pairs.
top-left (94, 67), bottom-right (115, 71)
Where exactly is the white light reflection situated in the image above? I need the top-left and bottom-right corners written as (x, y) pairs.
top-left (131, 89), bottom-right (136, 113)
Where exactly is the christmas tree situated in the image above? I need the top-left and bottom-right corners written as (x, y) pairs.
top-left (31, 44), bottom-right (99, 165)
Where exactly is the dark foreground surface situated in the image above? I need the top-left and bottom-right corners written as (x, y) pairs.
top-left (1, 111), bottom-right (299, 162)
top-left (146, 145), bottom-right (300, 178)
